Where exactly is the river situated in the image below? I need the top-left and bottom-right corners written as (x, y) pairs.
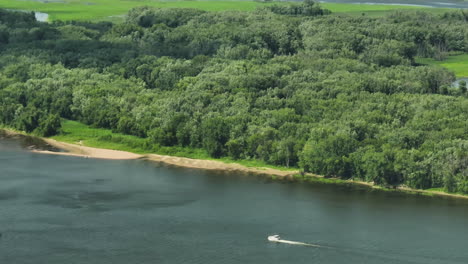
top-left (1, 138), bottom-right (468, 264)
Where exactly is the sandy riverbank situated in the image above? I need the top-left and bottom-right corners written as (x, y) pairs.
top-left (27, 135), bottom-right (298, 177)
top-left (37, 138), bottom-right (143, 160)
top-left (145, 153), bottom-right (295, 176)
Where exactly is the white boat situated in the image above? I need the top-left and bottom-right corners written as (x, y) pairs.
top-left (268, 235), bottom-right (281, 242)
top-left (267, 235), bottom-right (324, 248)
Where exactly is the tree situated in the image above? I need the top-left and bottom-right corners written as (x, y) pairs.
top-left (459, 80), bottom-right (467, 94)
top-left (226, 138), bottom-right (244, 160)
top-left (37, 114), bottom-right (61, 137)
top-left (300, 131), bottom-right (358, 178)
top-left (352, 145), bottom-right (403, 186)
top-left (202, 117), bottom-right (229, 158)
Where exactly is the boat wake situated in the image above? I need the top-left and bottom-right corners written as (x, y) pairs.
top-left (267, 235), bottom-right (462, 264)
top-left (267, 235), bottom-right (329, 248)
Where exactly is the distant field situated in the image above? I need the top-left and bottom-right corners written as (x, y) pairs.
top-left (322, 2), bottom-right (437, 17)
top-left (0, 0), bottom-right (445, 21)
top-left (416, 54), bottom-right (468, 78)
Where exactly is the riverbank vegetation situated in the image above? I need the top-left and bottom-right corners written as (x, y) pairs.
top-left (50, 120), bottom-right (296, 171)
top-left (0, 6), bottom-right (467, 194)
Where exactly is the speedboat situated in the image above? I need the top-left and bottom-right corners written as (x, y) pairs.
top-left (267, 235), bottom-right (322, 247)
top-left (268, 235), bottom-right (280, 242)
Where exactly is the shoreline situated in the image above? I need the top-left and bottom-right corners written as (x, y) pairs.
top-left (38, 138), bottom-right (143, 160)
top-left (2, 128), bottom-right (467, 200)
top-left (3, 130), bottom-right (297, 177)
top-left (42, 137), bottom-right (297, 177)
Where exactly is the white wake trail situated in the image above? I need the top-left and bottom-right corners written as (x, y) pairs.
top-left (274, 239), bottom-right (324, 247)
top-left (268, 236), bottom-right (330, 248)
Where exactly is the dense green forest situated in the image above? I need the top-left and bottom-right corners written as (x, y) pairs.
top-left (0, 3), bottom-right (467, 193)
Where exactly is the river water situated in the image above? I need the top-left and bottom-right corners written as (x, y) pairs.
top-left (1, 138), bottom-right (468, 264)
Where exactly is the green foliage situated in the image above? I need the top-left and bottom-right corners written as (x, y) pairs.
top-left (37, 114), bottom-right (62, 137)
top-left (127, 7), bottom-right (206, 28)
top-left (263, 0), bottom-right (331, 16)
top-left (0, 8), bottom-right (467, 194)
top-left (202, 117), bottom-right (229, 158)
top-left (301, 130), bottom-right (357, 178)
top-left (459, 80), bottom-right (467, 94)
top-left (352, 145), bottom-right (403, 186)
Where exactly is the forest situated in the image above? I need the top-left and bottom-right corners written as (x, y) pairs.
top-left (0, 2), bottom-right (467, 193)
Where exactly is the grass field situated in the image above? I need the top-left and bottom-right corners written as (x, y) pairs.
top-left (0, 0), bottom-right (446, 21)
top-left (1, 0), bottom-right (272, 21)
top-left (416, 54), bottom-right (468, 78)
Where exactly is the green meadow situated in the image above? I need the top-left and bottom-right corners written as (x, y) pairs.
top-left (0, 0), bottom-right (443, 21)
top-left (416, 54), bottom-right (468, 78)
top-left (0, 0), bottom-right (271, 21)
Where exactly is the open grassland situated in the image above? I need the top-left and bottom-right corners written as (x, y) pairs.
top-left (0, 0), bottom-right (445, 21)
top-left (416, 54), bottom-right (468, 78)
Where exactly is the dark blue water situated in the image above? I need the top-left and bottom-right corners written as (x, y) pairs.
top-left (1, 138), bottom-right (468, 264)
